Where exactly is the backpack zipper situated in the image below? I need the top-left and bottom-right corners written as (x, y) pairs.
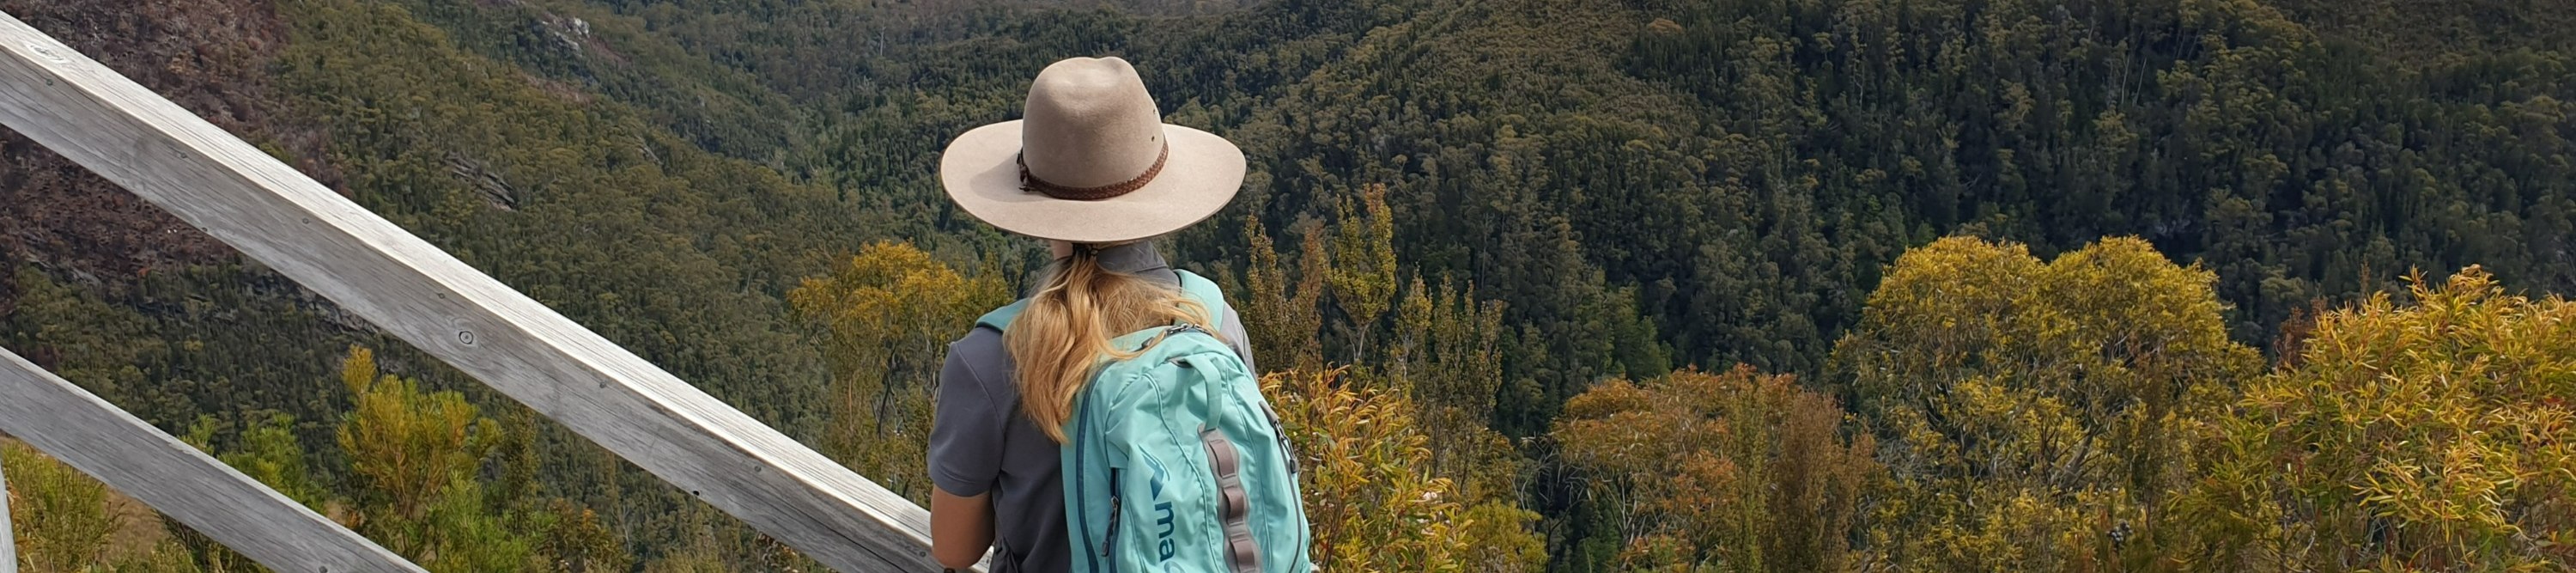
top-left (1104, 468), bottom-right (1121, 559)
top-left (1261, 400), bottom-right (1298, 475)
top-left (1144, 323), bottom-right (1211, 353)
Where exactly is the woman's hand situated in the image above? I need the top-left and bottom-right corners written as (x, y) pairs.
top-left (930, 486), bottom-right (994, 570)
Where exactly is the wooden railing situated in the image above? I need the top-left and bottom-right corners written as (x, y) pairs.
top-left (0, 10), bottom-right (969, 572)
top-left (0, 350), bottom-right (427, 571)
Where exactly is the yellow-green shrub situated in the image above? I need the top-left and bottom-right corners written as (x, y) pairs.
top-left (1554, 367), bottom-right (1876, 572)
top-left (2178, 267), bottom-right (2576, 571)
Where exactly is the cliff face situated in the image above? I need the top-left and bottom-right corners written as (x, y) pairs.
top-left (0, 0), bottom-right (338, 296)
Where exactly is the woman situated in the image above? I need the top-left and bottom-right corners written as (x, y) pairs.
top-left (926, 57), bottom-right (1261, 572)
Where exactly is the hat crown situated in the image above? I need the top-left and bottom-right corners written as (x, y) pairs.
top-left (1020, 58), bottom-right (1164, 189)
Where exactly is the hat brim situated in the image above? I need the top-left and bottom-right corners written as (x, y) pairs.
top-left (940, 120), bottom-right (1247, 244)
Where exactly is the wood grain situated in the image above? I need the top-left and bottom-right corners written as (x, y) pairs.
top-left (0, 10), bottom-right (969, 571)
top-left (0, 347), bottom-right (424, 572)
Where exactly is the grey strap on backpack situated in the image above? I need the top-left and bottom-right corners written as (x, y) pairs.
top-left (1175, 341), bottom-right (1263, 573)
top-left (1200, 424), bottom-right (1263, 573)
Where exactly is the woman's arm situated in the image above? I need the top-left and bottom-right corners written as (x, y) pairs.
top-left (929, 332), bottom-right (1007, 570)
top-left (930, 485), bottom-right (994, 570)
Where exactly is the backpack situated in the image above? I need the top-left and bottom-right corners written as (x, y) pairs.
top-left (976, 270), bottom-right (1314, 573)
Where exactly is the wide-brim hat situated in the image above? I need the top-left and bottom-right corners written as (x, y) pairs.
top-left (939, 57), bottom-right (1247, 244)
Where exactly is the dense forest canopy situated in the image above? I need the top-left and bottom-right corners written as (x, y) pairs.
top-left (2, 0), bottom-right (2570, 570)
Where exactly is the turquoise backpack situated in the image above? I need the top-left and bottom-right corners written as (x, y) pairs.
top-left (976, 270), bottom-right (1314, 573)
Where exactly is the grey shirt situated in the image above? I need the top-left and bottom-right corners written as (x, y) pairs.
top-left (929, 242), bottom-right (1255, 573)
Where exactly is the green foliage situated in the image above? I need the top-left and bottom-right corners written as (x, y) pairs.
top-left (1265, 368), bottom-right (1469, 572)
top-left (185, 413), bottom-right (329, 513)
top-left (271, 0), bottom-right (897, 432)
top-left (1236, 180), bottom-right (1545, 569)
top-left (332, 346), bottom-right (533, 570)
top-left (1554, 367), bottom-right (1877, 572)
top-left (533, 499), bottom-right (635, 573)
top-left (4, 439), bottom-right (118, 572)
top-left (3, 441), bottom-right (217, 573)
top-left (259, 0), bottom-right (927, 560)
top-left (1327, 184), bottom-right (1401, 363)
top-left (2175, 268), bottom-right (2576, 571)
top-left (2, 267), bottom-right (167, 420)
top-left (418, 476), bottom-right (535, 573)
top-left (641, 517), bottom-right (729, 573)
top-left (1829, 236), bottom-right (2263, 570)
top-left (337, 347), bottom-right (488, 549)
top-left (787, 241), bottom-right (1010, 503)
top-left (1459, 501), bottom-right (1550, 573)
top-left (1240, 214), bottom-right (1329, 373)
top-left (1391, 274), bottom-right (1515, 500)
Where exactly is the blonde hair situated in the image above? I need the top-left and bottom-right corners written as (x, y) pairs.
top-left (1006, 245), bottom-right (1214, 442)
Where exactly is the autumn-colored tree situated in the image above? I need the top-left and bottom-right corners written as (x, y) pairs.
top-left (1248, 189), bottom-right (1545, 570)
top-left (337, 346), bottom-right (487, 550)
top-left (1828, 236), bottom-right (2261, 570)
top-left (335, 345), bottom-right (535, 571)
top-left (1241, 214), bottom-right (1327, 373)
top-left (2174, 267), bottom-right (2576, 571)
top-left (787, 241), bottom-right (1010, 502)
top-left (1554, 367), bottom-right (1876, 572)
top-left (1328, 184), bottom-right (1400, 363)
top-left (1267, 369), bottom-right (1473, 571)
top-left (1456, 499), bottom-right (1549, 573)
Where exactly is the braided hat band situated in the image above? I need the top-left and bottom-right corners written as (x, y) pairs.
top-left (1018, 144), bottom-right (1170, 201)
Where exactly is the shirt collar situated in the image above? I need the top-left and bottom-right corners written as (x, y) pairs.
top-left (1042, 241), bottom-right (1177, 286)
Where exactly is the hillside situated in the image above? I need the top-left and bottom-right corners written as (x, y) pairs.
top-left (3, 0), bottom-right (2572, 570)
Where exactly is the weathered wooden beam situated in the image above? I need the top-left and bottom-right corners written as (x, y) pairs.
top-left (0, 10), bottom-right (962, 571)
top-left (0, 347), bottom-right (424, 572)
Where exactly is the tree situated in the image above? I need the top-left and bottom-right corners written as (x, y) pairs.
top-left (185, 412), bottom-right (329, 512)
top-left (0, 439), bottom-right (206, 573)
top-left (335, 345), bottom-right (535, 570)
top-left (1827, 236), bottom-right (2261, 570)
top-left (787, 241), bottom-right (1010, 503)
top-left (1554, 367), bottom-right (1876, 572)
top-left (533, 499), bottom-right (634, 573)
top-left (1266, 368), bottom-right (1472, 572)
top-left (180, 411), bottom-right (329, 572)
top-left (1328, 184), bottom-right (1400, 364)
top-left (1241, 214), bottom-right (1327, 373)
top-left (3, 439), bottom-right (118, 573)
top-left (1390, 274), bottom-right (1516, 499)
top-left (2174, 267), bottom-right (2576, 571)
top-left (1455, 500), bottom-right (1548, 573)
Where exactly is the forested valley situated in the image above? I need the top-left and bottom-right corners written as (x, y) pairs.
top-left (2, 0), bottom-right (2570, 570)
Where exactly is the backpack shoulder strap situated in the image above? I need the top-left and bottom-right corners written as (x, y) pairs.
top-left (976, 298), bottom-right (1030, 332)
top-left (981, 270), bottom-right (1223, 332)
top-left (1174, 270), bottom-right (1226, 323)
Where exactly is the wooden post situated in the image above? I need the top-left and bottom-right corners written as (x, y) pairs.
top-left (0, 10), bottom-right (967, 571)
top-left (0, 347), bottom-right (423, 572)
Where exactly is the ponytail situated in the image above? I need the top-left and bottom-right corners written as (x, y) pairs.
top-left (1005, 245), bottom-right (1214, 442)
